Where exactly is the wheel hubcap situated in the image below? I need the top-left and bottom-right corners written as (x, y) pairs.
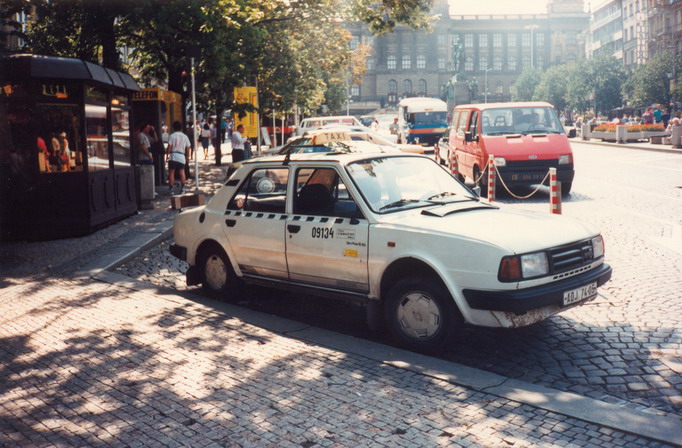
top-left (205, 255), bottom-right (227, 290)
top-left (397, 292), bottom-right (442, 340)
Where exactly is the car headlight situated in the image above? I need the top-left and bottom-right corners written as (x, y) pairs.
top-left (559, 154), bottom-right (572, 164)
top-left (591, 235), bottom-right (604, 259)
top-left (499, 251), bottom-right (549, 282)
top-left (494, 157), bottom-right (507, 167)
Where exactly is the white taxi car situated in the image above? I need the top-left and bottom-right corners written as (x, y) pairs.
top-left (171, 152), bottom-right (612, 351)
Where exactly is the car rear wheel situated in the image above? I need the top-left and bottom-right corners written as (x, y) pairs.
top-left (198, 245), bottom-right (239, 300)
top-left (384, 277), bottom-right (461, 352)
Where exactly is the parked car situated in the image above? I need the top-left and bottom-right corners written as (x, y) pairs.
top-left (171, 152), bottom-right (612, 351)
top-left (437, 102), bottom-right (575, 196)
top-left (293, 115), bottom-right (365, 137)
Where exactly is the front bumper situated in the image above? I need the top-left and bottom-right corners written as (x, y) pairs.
top-left (463, 263), bottom-right (612, 313)
top-left (170, 243), bottom-right (187, 261)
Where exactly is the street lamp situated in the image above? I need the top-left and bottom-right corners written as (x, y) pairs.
top-left (484, 68), bottom-right (492, 103)
top-left (525, 24), bottom-right (540, 69)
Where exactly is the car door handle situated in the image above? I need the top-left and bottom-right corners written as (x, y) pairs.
top-left (287, 224), bottom-right (301, 233)
top-left (225, 219), bottom-right (236, 227)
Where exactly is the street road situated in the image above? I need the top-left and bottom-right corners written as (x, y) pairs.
top-left (117, 142), bottom-right (682, 416)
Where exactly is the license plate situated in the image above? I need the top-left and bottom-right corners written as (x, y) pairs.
top-left (563, 282), bottom-right (597, 306)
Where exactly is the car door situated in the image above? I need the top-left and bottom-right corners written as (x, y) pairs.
top-left (285, 166), bottom-right (370, 293)
top-left (223, 166), bottom-right (289, 279)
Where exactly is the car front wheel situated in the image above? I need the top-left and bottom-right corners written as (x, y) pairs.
top-left (384, 277), bottom-right (461, 352)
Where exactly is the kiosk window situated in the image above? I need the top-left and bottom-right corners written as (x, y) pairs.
top-left (86, 104), bottom-right (110, 171)
top-left (112, 107), bottom-right (131, 167)
top-left (34, 104), bottom-right (84, 174)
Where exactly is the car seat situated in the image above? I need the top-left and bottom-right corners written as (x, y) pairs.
top-left (296, 183), bottom-right (334, 215)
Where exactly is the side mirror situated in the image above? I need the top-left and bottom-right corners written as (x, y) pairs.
top-left (568, 129), bottom-right (577, 138)
top-left (465, 131), bottom-right (475, 143)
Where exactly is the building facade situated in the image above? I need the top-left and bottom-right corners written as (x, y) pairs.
top-left (347, 0), bottom-right (589, 113)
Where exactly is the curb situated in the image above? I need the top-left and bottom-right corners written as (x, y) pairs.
top-left (570, 138), bottom-right (682, 155)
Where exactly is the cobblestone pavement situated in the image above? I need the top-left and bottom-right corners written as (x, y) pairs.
top-left (115, 144), bottom-right (682, 419)
top-left (0, 276), bottom-right (674, 447)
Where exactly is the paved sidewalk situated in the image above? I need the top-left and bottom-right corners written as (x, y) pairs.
top-left (1, 142), bottom-right (681, 447)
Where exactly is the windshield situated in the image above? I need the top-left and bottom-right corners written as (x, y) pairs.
top-left (346, 156), bottom-right (476, 213)
top-left (408, 111), bottom-right (448, 124)
top-left (481, 106), bottom-right (564, 136)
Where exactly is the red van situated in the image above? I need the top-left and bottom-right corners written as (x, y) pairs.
top-left (437, 102), bottom-right (575, 196)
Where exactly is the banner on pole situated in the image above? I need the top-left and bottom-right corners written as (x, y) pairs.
top-left (234, 86), bottom-right (259, 139)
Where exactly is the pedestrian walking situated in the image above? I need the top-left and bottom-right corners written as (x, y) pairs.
top-left (201, 123), bottom-right (210, 159)
top-left (641, 108), bottom-right (654, 125)
top-left (231, 124), bottom-right (248, 162)
top-left (166, 121), bottom-right (192, 195)
top-left (653, 105), bottom-right (663, 124)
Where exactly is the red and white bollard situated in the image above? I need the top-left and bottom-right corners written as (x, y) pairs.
top-left (450, 151), bottom-right (459, 178)
top-left (487, 155), bottom-right (496, 202)
top-left (549, 167), bottom-right (562, 214)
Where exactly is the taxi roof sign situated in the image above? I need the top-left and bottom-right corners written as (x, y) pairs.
top-left (310, 131), bottom-right (351, 144)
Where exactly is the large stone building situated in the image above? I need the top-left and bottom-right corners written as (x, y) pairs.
top-left (347, 0), bottom-right (589, 113)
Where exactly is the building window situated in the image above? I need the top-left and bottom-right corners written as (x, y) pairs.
top-left (388, 79), bottom-right (397, 93)
top-left (465, 56), bottom-right (474, 71)
top-left (508, 55), bottom-right (517, 71)
top-left (536, 32), bottom-right (544, 47)
top-left (403, 79), bottom-right (412, 94)
top-left (566, 53), bottom-right (577, 64)
top-left (464, 34), bottom-right (474, 47)
top-left (493, 34), bottom-right (502, 47)
top-left (495, 81), bottom-right (504, 94)
top-left (349, 36), bottom-right (359, 50)
top-left (402, 55), bottom-right (411, 70)
top-left (522, 55), bottom-right (531, 69)
top-left (416, 54), bottom-right (426, 69)
top-left (493, 55), bottom-right (502, 70)
top-left (418, 79), bottom-right (427, 95)
top-left (364, 35), bottom-right (374, 47)
top-left (351, 85), bottom-right (360, 97)
top-left (522, 33), bottom-right (531, 47)
top-left (438, 34), bottom-right (446, 46)
top-left (438, 57), bottom-right (446, 70)
top-left (367, 57), bottom-right (375, 71)
top-left (479, 34), bottom-right (488, 47)
top-left (479, 55), bottom-right (488, 71)
top-left (508, 34), bottom-right (517, 47)
top-left (536, 55), bottom-right (545, 70)
top-left (387, 55), bottom-right (397, 70)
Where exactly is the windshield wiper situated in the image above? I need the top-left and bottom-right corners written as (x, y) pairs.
top-left (379, 199), bottom-right (420, 211)
top-left (426, 192), bottom-right (458, 201)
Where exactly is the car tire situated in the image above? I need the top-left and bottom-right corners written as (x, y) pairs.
top-left (384, 277), bottom-right (461, 352)
top-left (474, 166), bottom-right (488, 197)
top-left (561, 182), bottom-right (572, 197)
top-left (198, 244), bottom-right (239, 300)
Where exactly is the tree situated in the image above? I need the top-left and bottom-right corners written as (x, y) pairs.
top-left (624, 50), bottom-right (681, 108)
top-left (532, 64), bottom-right (568, 112)
top-left (512, 67), bottom-right (542, 101)
top-left (564, 55), bottom-right (624, 114)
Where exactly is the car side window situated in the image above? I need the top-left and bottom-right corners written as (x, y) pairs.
top-left (294, 167), bottom-right (363, 219)
top-left (469, 111), bottom-right (479, 138)
top-left (227, 168), bottom-right (289, 213)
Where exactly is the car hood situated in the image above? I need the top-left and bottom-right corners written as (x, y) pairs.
top-left (378, 202), bottom-right (597, 253)
top-left (482, 134), bottom-right (570, 161)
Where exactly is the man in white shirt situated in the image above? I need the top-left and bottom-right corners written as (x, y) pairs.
top-left (231, 124), bottom-right (248, 162)
top-left (166, 121), bottom-right (192, 195)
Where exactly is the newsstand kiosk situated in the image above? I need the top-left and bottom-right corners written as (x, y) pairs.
top-left (0, 54), bottom-right (141, 240)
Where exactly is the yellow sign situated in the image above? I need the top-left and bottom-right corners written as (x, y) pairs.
top-left (344, 249), bottom-right (359, 258)
top-left (234, 86), bottom-right (259, 139)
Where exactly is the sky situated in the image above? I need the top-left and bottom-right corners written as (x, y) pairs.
top-left (448, 0), bottom-right (550, 15)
